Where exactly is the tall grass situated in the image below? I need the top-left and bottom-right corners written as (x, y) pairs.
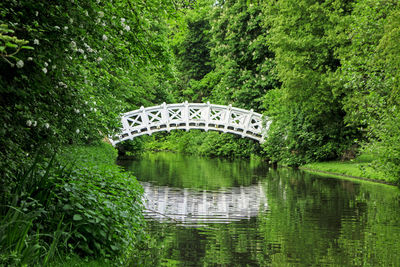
top-left (0, 154), bottom-right (68, 266)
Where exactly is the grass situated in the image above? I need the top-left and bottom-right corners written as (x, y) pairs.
top-left (300, 153), bottom-right (397, 185)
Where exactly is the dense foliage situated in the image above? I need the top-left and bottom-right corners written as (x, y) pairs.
top-left (1, 0), bottom-right (175, 264)
top-left (0, 0), bottom-right (175, 182)
top-left (0, 143), bottom-right (146, 265)
top-left (260, 0), bottom-right (400, 178)
top-left (2, 0), bottom-right (400, 263)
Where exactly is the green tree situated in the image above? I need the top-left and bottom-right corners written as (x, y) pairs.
top-left (262, 0), bottom-right (357, 165)
top-left (0, 0), bottom-right (175, 180)
top-left (333, 0), bottom-right (400, 180)
top-left (207, 0), bottom-right (278, 111)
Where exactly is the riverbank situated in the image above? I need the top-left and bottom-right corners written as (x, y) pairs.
top-left (300, 154), bottom-right (398, 186)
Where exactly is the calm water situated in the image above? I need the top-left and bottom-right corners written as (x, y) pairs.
top-left (119, 152), bottom-right (400, 266)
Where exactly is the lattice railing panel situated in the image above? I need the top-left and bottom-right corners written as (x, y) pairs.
top-left (109, 102), bottom-right (270, 145)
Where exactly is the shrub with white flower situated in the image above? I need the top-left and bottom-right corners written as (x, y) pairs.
top-left (16, 60), bottom-right (24, 68)
top-left (42, 68), bottom-right (47, 74)
top-left (102, 34), bottom-right (108, 41)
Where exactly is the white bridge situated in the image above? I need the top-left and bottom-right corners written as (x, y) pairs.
top-left (110, 102), bottom-right (270, 145)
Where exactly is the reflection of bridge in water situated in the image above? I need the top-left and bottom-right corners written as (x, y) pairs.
top-left (141, 182), bottom-right (268, 224)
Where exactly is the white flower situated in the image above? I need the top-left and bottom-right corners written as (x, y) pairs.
top-left (42, 67), bottom-right (47, 74)
top-left (85, 11), bottom-right (89, 16)
top-left (74, 108), bottom-right (80, 113)
top-left (44, 62), bottom-right (48, 67)
top-left (35, 11), bottom-right (39, 16)
top-left (121, 18), bottom-right (125, 23)
top-left (119, 30), bottom-right (123, 35)
top-left (34, 39), bottom-right (39, 45)
top-left (64, 26), bottom-right (68, 31)
top-left (70, 41), bottom-right (76, 49)
top-left (102, 22), bottom-right (106, 27)
top-left (27, 57), bottom-right (33, 61)
top-left (16, 60), bottom-right (24, 68)
top-left (54, 26), bottom-right (60, 30)
top-left (26, 120), bottom-right (32, 127)
top-left (98, 11), bottom-right (104, 18)
top-left (93, 108), bottom-right (97, 112)
top-left (96, 57), bottom-right (103, 62)
top-left (124, 25), bottom-right (130, 31)
top-left (78, 48), bottom-right (84, 54)
top-left (85, 101), bottom-right (88, 104)
top-left (102, 34), bottom-right (108, 41)
top-left (76, 129), bottom-right (80, 134)
top-left (33, 121), bottom-right (37, 127)
top-left (58, 82), bottom-right (67, 88)
top-left (83, 113), bottom-right (86, 117)
top-left (52, 65), bottom-right (56, 70)
top-left (44, 123), bottom-right (50, 129)
top-left (69, 18), bottom-right (74, 24)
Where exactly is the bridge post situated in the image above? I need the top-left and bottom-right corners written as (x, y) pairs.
top-left (182, 101), bottom-right (189, 131)
top-left (161, 102), bottom-right (170, 132)
top-left (224, 104), bottom-right (232, 133)
top-left (121, 116), bottom-right (131, 136)
top-left (140, 106), bottom-right (151, 135)
top-left (242, 109), bottom-right (253, 138)
top-left (204, 102), bottom-right (211, 132)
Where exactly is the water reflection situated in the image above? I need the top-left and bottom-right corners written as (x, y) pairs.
top-left (142, 182), bottom-right (268, 224)
top-left (120, 152), bottom-right (400, 266)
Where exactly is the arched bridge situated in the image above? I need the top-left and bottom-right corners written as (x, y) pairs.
top-left (110, 102), bottom-right (270, 145)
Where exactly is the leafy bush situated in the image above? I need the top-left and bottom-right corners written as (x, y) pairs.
top-left (0, 143), bottom-right (147, 265)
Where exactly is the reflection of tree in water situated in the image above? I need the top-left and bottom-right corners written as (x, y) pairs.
top-left (120, 151), bottom-right (270, 189)
top-left (123, 153), bottom-right (400, 266)
top-left (258, 169), bottom-right (400, 266)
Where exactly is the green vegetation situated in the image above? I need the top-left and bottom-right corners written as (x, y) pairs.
top-left (140, 130), bottom-right (261, 158)
top-left (301, 153), bottom-right (395, 184)
top-left (0, 143), bottom-right (147, 266)
top-left (1, 0), bottom-right (400, 264)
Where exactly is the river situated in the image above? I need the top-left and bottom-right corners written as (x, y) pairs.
top-left (118, 152), bottom-right (400, 266)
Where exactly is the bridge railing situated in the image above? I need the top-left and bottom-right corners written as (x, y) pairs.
top-left (110, 102), bottom-right (270, 145)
